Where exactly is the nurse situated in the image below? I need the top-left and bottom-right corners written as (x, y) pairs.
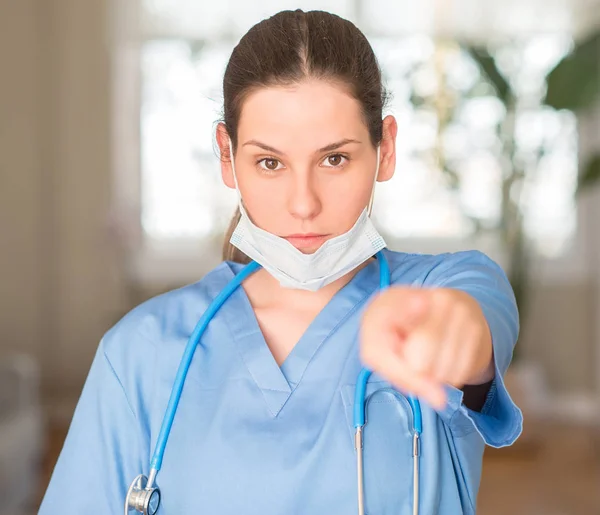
top-left (39, 9), bottom-right (522, 515)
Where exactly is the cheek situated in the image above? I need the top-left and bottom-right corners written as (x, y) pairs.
top-left (238, 178), bottom-right (285, 228)
top-left (324, 175), bottom-right (373, 228)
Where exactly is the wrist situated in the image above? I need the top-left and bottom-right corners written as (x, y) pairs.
top-left (466, 344), bottom-right (495, 385)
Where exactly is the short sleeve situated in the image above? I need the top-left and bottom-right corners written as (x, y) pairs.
top-left (38, 338), bottom-right (147, 514)
top-left (424, 250), bottom-right (523, 448)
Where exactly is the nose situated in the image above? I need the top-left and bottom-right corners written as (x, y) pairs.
top-left (287, 169), bottom-right (322, 221)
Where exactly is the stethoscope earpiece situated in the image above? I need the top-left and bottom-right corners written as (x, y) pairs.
top-left (125, 474), bottom-right (161, 515)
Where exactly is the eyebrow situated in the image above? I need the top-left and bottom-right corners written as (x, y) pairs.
top-left (242, 138), bottom-right (362, 156)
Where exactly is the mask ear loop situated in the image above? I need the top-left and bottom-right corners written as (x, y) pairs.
top-left (367, 145), bottom-right (381, 217)
top-left (228, 138), bottom-right (254, 221)
top-left (228, 139), bottom-right (242, 200)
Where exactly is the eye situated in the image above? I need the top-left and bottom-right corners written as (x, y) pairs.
top-left (322, 153), bottom-right (349, 168)
top-left (257, 158), bottom-right (284, 172)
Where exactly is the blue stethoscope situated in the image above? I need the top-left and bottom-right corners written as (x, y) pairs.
top-left (125, 251), bottom-right (422, 515)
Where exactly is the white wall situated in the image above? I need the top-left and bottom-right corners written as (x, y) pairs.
top-left (0, 0), bottom-right (128, 419)
top-left (0, 1), bottom-right (43, 366)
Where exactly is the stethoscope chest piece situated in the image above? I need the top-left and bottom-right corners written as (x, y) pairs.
top-left (125, 474), bottom-right (161, 515)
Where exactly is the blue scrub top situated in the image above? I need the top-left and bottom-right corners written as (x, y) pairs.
top-left (39, 249), bottom-right (522, 514)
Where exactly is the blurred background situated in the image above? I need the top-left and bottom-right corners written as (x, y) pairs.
top-left (1, 0), bottom-right (599, 513)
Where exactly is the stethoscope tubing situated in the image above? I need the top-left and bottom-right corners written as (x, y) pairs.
top-left (126, 251), bottom-right (422, 515)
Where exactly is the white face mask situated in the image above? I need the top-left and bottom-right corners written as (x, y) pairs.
top-left (227, 140), bottom-right (386, 291)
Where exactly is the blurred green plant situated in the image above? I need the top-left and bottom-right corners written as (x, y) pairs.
top-left (544, 31), bottom-right (600, 194)
top-left (540, 30), bottom-right (600, 193)
top-left (465, 30), bottom-right (600, 359)
top-left (409, 31), bottom-right (599, 361)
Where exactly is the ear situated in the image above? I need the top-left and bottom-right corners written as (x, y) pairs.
top-left (377, 115), bottom-right (397, 183)
top-left (216, 123), bottom-right (236, 189)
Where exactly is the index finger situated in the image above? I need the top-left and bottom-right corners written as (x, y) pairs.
top-left (360, 317), bottom-right (447, 410)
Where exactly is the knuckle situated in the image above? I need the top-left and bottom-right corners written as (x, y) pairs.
top-left (434, 289), bottom-right (451, 308)
top-left (452, 302), bottom-right (469, 321)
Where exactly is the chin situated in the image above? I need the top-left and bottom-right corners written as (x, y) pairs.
top-left (296, 246), bottom-right (320, 255)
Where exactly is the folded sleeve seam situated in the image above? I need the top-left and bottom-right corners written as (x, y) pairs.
top-left (480, 376), bottom-right (498, 416)
top-left (102, 345), bottom-right (138, 422)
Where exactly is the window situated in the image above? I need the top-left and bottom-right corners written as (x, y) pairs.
top-left (137, 0), bottom-right (578, 259)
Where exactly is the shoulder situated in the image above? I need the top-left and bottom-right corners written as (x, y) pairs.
top-left (101, 261), bottom-right (238, 376)
top-left (383, 248), bottom-right (507, 287)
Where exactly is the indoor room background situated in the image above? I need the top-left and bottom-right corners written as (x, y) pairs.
top-left (1, 1), bottom-right (599, 513)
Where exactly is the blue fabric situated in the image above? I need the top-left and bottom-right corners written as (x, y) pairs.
top-left (39, 249), bottom-right (522, 515)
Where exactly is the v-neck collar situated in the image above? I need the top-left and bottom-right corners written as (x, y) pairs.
top-left (218, 255), bottom-right (384, 418)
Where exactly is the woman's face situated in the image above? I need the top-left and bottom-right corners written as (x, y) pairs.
top-left (219, 79), bottom-right (397, 254)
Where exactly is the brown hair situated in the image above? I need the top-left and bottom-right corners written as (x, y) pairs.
top-left (220, 9), bottom-right (388, 263)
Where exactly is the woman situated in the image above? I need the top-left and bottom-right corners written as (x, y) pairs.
top-left (40, 9), bottom-right (522, 515)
